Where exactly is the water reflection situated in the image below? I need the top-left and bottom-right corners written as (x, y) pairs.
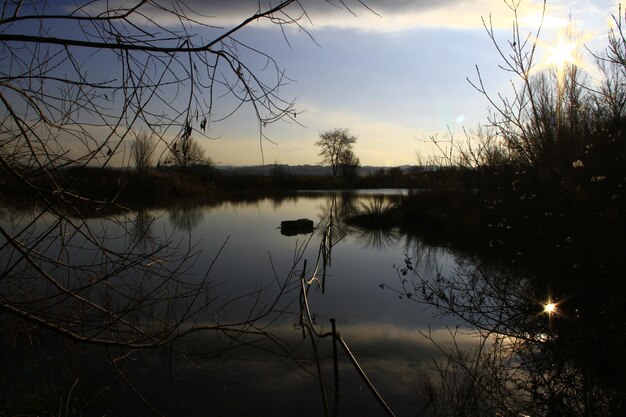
top-left (168, 203), bottom-right (204, 231)
top-left (130, 208), bottom-right (154, 246)
top-left (387, 237), bottom-right (626, 416)
top-left (2, 191), bottom-right (457, 416)
top-left (351, 225), bottom-right (402, 251)
top-left (5, 190), bottom-right (620, 416)
top-left (304, 192), bottom-right (626, 415)
top-left (0, 317), bottom-right (471, 417)
top-left (342, 195), bottom-right (401, 251)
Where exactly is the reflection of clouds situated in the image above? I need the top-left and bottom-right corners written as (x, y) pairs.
top-left (174, 321), bottom-right (480, 415)
top-left (5, 319), bottom-right (480, 416)
top-left (335, 322), bottom-right (477, 356)
top-left (184, 321), bottom-right (477, 363)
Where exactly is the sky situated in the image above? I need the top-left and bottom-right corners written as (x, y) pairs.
top-left (192, 0), bottom-right (618, 166)
top-left (11, 0), bottom-right (621, 167)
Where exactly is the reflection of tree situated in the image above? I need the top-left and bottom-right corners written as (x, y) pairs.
top-left (337, 191), bottom-right (359, 219)
top-left (350, 225), bottom-right (401, 251)
top-left (168, 204), bottom-right (205, 232)
top-left (315, 192), bottom-right (357, 230)
top-left (344, 195), bottom-right (395, 250)
top-left (343, 195), bottom-right (405, 251)
top-left (130, 209), bottom-right (154, 247)
top-left (402, 232), bottom-right (445, 276)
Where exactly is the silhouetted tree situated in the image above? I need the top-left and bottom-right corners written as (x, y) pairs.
top-left (395, 3), bottom-right (626, 415)
top-left (166, 134), bottom-right (210, 168)
top-left (316, 128), bottom-right (358, 176)
top-left (0, 0), bottom-right (306, 347)
top-left (466, 4), bottom-right (599, 171)
top-left (131, 132), bottom-right (156, 173)
top-left (0, 1), bottom-right (372, 414)
top-left (339, 148), bottom-right (360, 178)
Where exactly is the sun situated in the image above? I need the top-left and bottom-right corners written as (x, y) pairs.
top-left (535, 31), bottom-right (586, 80)
top-left (531, 22), bottom-right (595, 86)
top-left (544, 37), bottom-right (578, 72)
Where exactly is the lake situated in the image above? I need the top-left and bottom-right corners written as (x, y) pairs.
top-left (0, 190), bottom-right (471, 416)
top-left (2, 189), bottom-right (622, 416)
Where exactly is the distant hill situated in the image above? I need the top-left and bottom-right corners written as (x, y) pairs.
top-left (215, 164), bottom-right (422, 176)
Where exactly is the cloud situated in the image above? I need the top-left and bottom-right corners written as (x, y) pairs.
top-left (305, 0), bottom-right (617, 31)
top-left (144, 0), bottom-right (568, 32)
top-left (75, 0), bottom-right (617, 34)
top-left (73, 0), bottom-right (616, 40)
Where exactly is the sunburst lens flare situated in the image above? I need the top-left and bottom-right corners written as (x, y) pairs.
top-left (531, 22), bottom-right (597, 83)
top-left (545, 38), bottom-right (578, 71)
top-left (544, 302), bottom-right (557, 315)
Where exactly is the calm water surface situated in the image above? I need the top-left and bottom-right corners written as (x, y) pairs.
top-left (150, 192), bottom-right (461, 325)
top-left (1, 191), bottom-right (468, 416)
top-left (147, 192), bottom-right (464, 414)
